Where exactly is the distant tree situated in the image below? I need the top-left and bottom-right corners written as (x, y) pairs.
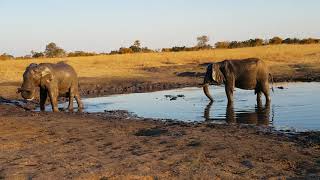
top-left (269, 37), bottom-right (283, 45)
top-left (133, 40), bottom-right (141, 48)
top-left (67, 51), bottom-right (97, 57)
top-left (300, 38), bottom-right (320, 44)
top-left (215, 41), bottom-right (230, 49)
top-left (31, 50), bottom-right (45, 58)
top-left (141, 47), bottom-right (154, 53)
top-left (129, 40), bottom-right (142, 53)
top-left (44, 42), bottom-right (66, 58)
top-left (0, 53), bottom-right (14, 60)
top-left (253, 38), bottom-right (264, 46)
top-left (118, 47), bottom-right (133, 54)
top-left (197, 35), bottom-right (210, 48)
top-left (283, 38), bottom-right (300, 44)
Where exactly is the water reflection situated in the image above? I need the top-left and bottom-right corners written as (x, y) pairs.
top-left (204, 101), bottom-right (272, 126)
top-left (81, 83), bottom-right (320, 131)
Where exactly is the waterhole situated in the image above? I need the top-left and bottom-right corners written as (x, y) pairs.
top-left (74, 83), bottom-right (320, 132)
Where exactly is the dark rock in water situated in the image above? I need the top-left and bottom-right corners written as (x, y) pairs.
top-left (164, 94), bottom-right (185, 101)
top-left (277, 86), bottom-right (285, 89)
top-left (170, 97), bottom-right (177, 101)
top-left (164, 95), bottom-right (174, 99)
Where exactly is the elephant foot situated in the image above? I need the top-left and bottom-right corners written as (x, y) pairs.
top-left (77, 108), bottom-right (83, 113)
top-left (52, 108), bottom-right (59, 112)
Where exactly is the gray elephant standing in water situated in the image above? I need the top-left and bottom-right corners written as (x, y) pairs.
top-left (203, 58), bottom-right (273, 104)
top-left (18, 62), bottom-right (83, 112)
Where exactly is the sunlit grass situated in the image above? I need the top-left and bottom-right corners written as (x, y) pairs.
top-left (1, 44), bottom-right (320, 83)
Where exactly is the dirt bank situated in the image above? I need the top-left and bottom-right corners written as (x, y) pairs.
top-left (0, 104), bottom-right (320, 179)
top-left (79, 72), bottom-right (320, 98)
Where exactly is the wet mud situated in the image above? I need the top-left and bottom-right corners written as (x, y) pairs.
top-left (0, 104), bottom-right (319, 179)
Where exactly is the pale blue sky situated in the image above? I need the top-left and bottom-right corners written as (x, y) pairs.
top-left (1, 0), bottom-right (319, 56)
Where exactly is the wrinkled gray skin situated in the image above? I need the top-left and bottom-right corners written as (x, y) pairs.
top-left (18, 62), bottom-right (83, 112)
top-left (203, 58), bottom-right (272, 105)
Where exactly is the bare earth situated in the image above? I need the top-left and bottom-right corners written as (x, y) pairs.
top-left (1, 104), bottom-right (320, 179)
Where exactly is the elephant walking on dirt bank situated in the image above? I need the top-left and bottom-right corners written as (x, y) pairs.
top-left (18, 62), bottom-right (83, 112)
top-left (203, 58), bottom-right (273, 104)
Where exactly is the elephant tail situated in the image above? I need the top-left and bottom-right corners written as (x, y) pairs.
top-left (269, 73), bottom-right (274, 93)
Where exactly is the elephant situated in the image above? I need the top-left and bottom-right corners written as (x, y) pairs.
top-left (204, 101), bottom-right (271, 126)
top-left (17, 62), bottom-right (83, 112)
top-left (203, 58), bottom-right (273, 104)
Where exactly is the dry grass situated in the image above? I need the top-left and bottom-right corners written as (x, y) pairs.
top-left (1, 44), bottom-right (320, 83)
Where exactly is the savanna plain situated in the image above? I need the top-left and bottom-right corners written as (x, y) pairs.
top-left (1, 44), bottom-right (320, 179)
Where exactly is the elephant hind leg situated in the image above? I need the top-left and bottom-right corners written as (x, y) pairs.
top-left (68, 89), bottom-right (74, 112)
top-left (255, 84), bottom-right (262, 106)
top-left (261, 82), bottom-right (271, 104)
top-left (256, 91), bottom-right (262, 107)
top-left (75, 92), bottom-right (83, 112)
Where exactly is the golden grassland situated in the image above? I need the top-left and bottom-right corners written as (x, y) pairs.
top-left (1, 44), bottom-right (320, 83)
top-left (0, 44), bottom-right (320, 98)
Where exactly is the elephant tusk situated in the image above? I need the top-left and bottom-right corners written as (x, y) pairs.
top-left (26, 97), bottom-right (34, 101)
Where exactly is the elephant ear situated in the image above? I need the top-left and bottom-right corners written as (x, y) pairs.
top-left (212, 63), bottom-right (225, 84)
top-left (33, 65), bottom-right (54, 84)
top-left (221, 61), bottom-right (234, 83)
top-left (25, 63), bottom-right (38, 75)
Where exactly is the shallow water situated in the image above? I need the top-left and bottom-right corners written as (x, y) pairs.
top-left (77, 83), bottom-right (319, 132)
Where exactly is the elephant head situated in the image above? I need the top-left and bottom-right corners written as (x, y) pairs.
top-left (18, 63), bottom-right (54, 100)
top-left (202, 63), bottom-right (225, 101)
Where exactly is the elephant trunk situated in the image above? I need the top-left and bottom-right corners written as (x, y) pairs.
top-left (203, 83), bottom-right (213, 102)
top-left (19, 75), bottom-right (36, 100)
top-left (203, 65), bottom-right (214, 101)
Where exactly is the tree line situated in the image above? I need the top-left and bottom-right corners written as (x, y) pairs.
top-left (215, 37), bottom-right (320, 49)
top-left (1, 36), bottom-right (319, 60)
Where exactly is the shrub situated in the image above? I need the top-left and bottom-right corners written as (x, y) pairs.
top-left (269, 36), bottom-right (283, 44)
top-left (0, 53), bottom-right (14, 60)
top-left (118, 47), bottom-right (134, 54)
top-left (67, 51), bottom-right (97, 57)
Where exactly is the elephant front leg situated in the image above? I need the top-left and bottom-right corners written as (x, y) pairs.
top-left (48, 90), bottom-right (59, 112)
top-left (40, 88), bottom-right (48, 112)
top-left (225, 82), bottom-right (234, 104)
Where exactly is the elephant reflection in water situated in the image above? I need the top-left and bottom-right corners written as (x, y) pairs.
top-left (204, 102), bottom-right (272, 126)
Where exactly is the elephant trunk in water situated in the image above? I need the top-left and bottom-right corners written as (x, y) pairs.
top-left (18, 73), bottom-right (37, 100)
top-left (203, 65), bottom-right (214, 101)
top-left (19, 77), bottom-right (36, 100)
top-left (203, 83), bottom-right (213, 102)
top-left (17, 63), bottom-right (38, 100)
